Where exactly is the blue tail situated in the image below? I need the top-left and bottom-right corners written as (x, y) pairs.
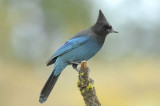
top-left (39, 57), bottom-right (67, 103)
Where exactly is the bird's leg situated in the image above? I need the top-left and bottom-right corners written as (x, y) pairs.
top-left (72, 64), bottom-right (79, 71)
top-left (69, 62), bottom-right (81, 71)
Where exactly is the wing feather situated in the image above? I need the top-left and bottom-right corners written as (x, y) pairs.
top-left (46, 36), bottom-right (89, 66)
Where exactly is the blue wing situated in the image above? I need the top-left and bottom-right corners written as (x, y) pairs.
top-left (46, 35), bottom-right (90, 66)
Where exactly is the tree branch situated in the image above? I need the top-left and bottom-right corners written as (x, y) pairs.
top-left (77, 61), bottom-right (101, 106)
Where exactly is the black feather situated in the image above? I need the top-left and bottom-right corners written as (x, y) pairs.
top-left (39, 73), bottom-right (60, 103)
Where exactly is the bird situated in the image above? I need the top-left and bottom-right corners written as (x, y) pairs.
top-left (39, 10), bottom-right (118, 103)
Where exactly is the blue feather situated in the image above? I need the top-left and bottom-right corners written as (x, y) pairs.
top-left (46, 35), bottom-right (90, 65)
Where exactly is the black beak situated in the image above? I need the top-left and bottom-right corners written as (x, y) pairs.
top-left (108, 29), bottom-right (118, 33)
top-left (111, 30), bottom-right (118, 33)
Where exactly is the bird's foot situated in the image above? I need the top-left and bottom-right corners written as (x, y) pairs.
top-left (72, 64), bottom-right (79, 71)
top-left (69, 62), bottom-right (81, 72)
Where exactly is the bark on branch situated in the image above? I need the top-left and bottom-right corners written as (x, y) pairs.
top-left (77, 61), bottom-right (101, 106)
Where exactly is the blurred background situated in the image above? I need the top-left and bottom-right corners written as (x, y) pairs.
top-left (0, 0), bottom-right (160, 106)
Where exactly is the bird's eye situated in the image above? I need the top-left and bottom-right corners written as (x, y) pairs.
top-left (102, 25), bottom-right (107, 30)
top-left (102, 25), bottom-right (112, 30)
top-left (109, 26), bottom-right (112, 29)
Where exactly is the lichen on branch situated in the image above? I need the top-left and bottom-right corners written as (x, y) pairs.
top-left (77, 61), bottom-right (101, 106)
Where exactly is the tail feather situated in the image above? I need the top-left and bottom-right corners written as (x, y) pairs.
top-left (39, 73), bottom-right (60, 103)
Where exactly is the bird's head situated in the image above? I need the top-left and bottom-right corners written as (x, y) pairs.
top-left (92, 10), bottom-right (118, 35)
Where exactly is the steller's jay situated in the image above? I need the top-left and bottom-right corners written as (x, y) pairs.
top-left (39, 10), bottom-right (118, 103)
